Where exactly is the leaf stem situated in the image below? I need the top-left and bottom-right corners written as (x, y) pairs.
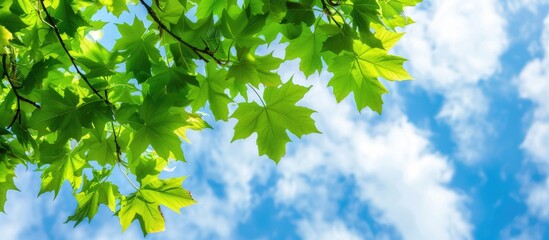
top-left (247, 83), bottom-right (267, 108)
top-left (38, 0), bottom-right (110, 104)
top-left (117, 162), bottom-right (140, 191)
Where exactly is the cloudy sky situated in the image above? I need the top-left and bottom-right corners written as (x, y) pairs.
top-left (2, 0), bottom-right (549, 239)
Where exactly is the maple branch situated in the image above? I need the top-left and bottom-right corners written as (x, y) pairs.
top-left (138, 0), bottom-right (226, 65)
top-left (320, 0), bottom-right (343, 28)
top-left (2, 54), bottom-right (41, 127)
top-left (110, 119), bottom-right (123, 165)
top-left (38, 0), bottom-right (110, 104)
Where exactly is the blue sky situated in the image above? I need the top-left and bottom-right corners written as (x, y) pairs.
top-left (2, 0), bottom-right (549, 239)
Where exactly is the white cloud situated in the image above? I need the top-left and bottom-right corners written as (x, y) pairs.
top-left (0, 167), bottom-right (141, 240)
top-left (506, 0), bottom-right (549, 12)
top-left (156, 124), bottom-right (275, 239)
top-left (517, 14), bottom-right (549, 222)
top-left (398, 0), bottom-right (508, 163)
top-left (271, 72), bottom-right (472, 240)
top-left (297, 215), bottom-right (364, 240)
top-left (500, 216), bottom-right (543, 240)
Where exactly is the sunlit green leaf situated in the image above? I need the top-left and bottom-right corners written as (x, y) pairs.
top-left (232, 81), bottom-right (319, 162)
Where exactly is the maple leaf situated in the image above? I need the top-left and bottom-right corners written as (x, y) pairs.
top-left (0, 26), bottom-right (12, 54)
top-left (327, 40), bottom-right (411, 113)
top-left (38, 145), bottom-right (87, 197)
top-left (232, 81), bottom-right (319, 162)
top-left (29, 88), bottom-right (111, 144)
top-left (0, 159), bottom-right (18, 213)
top-left (127, 96), bottom-right (187, 161)
top-left (286, 26), bottom-right (326, 76)
top-left (113, 17), bottom-right (161, 82)
top-left (118, 176), bottom-right (195, 236)
top-left (66, 180), bottom-right (119, 226)
top-left (52, 0), bottom-right (88, 37)
top-left (227, 47), bottom-right (283, 92)
top-left (189, 62), bottom-right (233, 121)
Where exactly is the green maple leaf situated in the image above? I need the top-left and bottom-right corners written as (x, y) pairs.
top-left (327, 40), bottom-right (411, 113)
top-left (8, 0), bottom-right (33, 15)
top-left (38, 141), bottom-right (67, 164)
top-left (247, 0), bottom-right (264, 15)
top-left (231, 81), bottom-right (319, 162)
top-left (219, 9), bottom-right (267, 47)
top-left (127, 96), bottom-right (187, 161)
top-left (52, 0), bottom-right (88, 37)
top-left (379, 0), bottom-right (419, 16)
top-left (321, 24), bottom-right (355, 54)
top-left (28, 88), bottom-right (111, 144)
top-left (195, 0), bottom-right (234, 18)
top-left (247, 0), bottom-right (286, 21)
top-left (227, 47), bottom-right (283, 90)
top-left (0, 25), bottom-right (12, 54)
top-left (282, 0), bottom-right (315, 26)
top-left (84, 134), bottom-right (117, 166)
top-left (114, 18), bottom-right (160, 82)
top-left (66, 181), bottom-right (118, 226)
top-left (0, 11), bottom-right (28, 33)
top-left (146, 63), bottom-right (198, 94)
top-left (372, 23), bottom-right (404, 50)
top-left (153, 0), bottom-right (185, 24)
top-left (353, 40), bottom-right (412, 80)
top-left (189, 62), bottom-right (232, 121)
top-left (21, 58), bottom-right (62, 94)
top-left (76, 38), bottom-right (121, 78)
top-left (39, 145), bottom-right (87, 197)
top-left (286, 26), bottom-right (326, 76)
top-left (351, 0), bottom-right (382, 34)
top-left (0, 160), bottom-right (18, 213)
top-left (118, 176), bottom-right (195, 235)
top-left (171, 15), bottom-right (215, 50)
top-left (101, 0), bottom-right (128, 17)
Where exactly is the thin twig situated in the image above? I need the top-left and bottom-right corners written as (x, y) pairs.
top-left (2, 54), bottom-right (41, 127)
top-left (38, 0), bottom-right (110, 104)
top-left (320, 0), bottom-right (343, 28)
top-left (111, 121), bottom-right (122, 163)
top-left (138, 0), bottom-right (225, 65)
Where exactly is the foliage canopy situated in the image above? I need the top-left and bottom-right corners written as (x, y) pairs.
top-left (0, 0), bottom-right (420, 235)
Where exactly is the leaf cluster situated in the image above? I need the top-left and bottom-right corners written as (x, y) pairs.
top-left (0, 0), bottom-right (419, 235)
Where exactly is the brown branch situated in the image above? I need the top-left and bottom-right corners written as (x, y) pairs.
top-left (2, 54), bottom-right (41, 127)
top-left (39, 1), bottom-right (128, 175)
top-left (138, 0), bottom-right (226, 65)
top-left (38, 0), bottom-right (110, 104)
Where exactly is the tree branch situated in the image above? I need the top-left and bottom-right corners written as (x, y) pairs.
top-left (138, 0), bottom-right (227, 65)
top-left (2, 54), bottom-right (41, 127)
top-left (320, 0), bottom-right (343, 28)
top-left (38, 0), bottom-right (110, 104)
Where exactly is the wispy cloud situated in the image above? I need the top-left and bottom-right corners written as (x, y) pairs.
top-left (517, 14), bottom-right (549, 222)
top-left (270, 71), bottom-right (472, 239)
top-left (398, 0), bottom-right (508, 163)
top-left (0, 167), bottom-right (141, 240)
top-left (506, 0), bottom-right (549, 12)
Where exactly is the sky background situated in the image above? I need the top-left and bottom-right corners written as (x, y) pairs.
top-left (2, 0), bottom-right (549, 239)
